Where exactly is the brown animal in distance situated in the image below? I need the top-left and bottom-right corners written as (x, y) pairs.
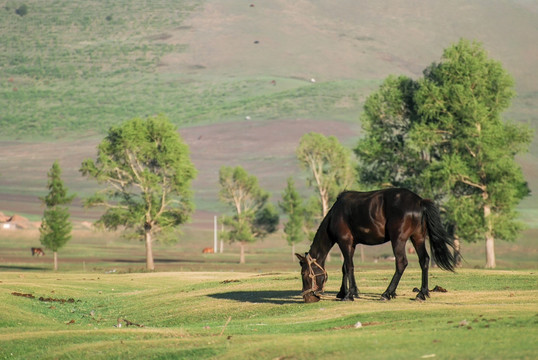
top-left (202, 247), bottom-right (214, 254)
top-left (31, 247), bottom-right (45, 256)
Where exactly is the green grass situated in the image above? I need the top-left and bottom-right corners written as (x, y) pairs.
top-left (0, 269), bottom-right (536, 359)
top-left (1, 228), bottom-right (536, 358)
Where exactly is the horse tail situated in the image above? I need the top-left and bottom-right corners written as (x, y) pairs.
top-left (421, 199), bottom-right (456, 272)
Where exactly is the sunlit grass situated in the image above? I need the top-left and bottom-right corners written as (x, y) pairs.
top-left (0, 269), bottom-right (536, 359)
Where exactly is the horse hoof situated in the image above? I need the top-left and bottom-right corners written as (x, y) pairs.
top-left (415, 292), bottom-right (428, 301)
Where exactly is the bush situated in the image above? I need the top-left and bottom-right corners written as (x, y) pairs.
top-left (15, 4), bottom-right (28, 16)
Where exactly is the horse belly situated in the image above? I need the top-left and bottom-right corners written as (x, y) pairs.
top-left (354, 226), bottom-right (387, 246)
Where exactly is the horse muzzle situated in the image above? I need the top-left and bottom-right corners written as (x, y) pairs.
top-left (302, 291), bottom-right (321, 303)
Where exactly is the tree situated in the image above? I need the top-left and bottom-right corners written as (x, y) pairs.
top-left (219, 166), bottom-right (279, 264)
top-left (80, 115), bottom-right (196, 271)
top-left (415, 39), bottom-right (531, 268)
top-left (279, 178), bottom-right (306, 260)
top-left (355, 74), bottom-right (461, 266)
top-left (296, 132), bottom-right (356, 217)
top-left (355, 39), bottom-right (532, 268)
top-left (39, 161), bottom-right (75, 271)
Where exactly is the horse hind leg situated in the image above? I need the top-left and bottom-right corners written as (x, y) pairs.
top-left (411, 232), bottom-right (430, 301)
top-left (382, 235), bottom-right (408, 300)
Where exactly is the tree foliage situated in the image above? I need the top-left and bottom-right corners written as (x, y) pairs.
top-left (355, 75), bottom-right (420, 190)
top-left (355, 39), bottom-right (532, 268)
top-left (80, 115), bottom-right (196, 270)
top-left (297, 132), bottom-right (356, 216)
top-left (218, 166), bottom-right (279, 264)
top-left (39, 161), bottom-right (75, 271)
top-left (279, 178), bottom-right (306, 253)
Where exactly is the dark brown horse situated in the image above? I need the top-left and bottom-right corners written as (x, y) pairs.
top-left (296, 188), bottom-right (456, 303)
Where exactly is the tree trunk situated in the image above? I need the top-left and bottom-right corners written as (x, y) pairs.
top-left (321, 196), bottom-right (329, 219)
top-left (145, 227), bottom-right (155, 271)
top-left (291, 243), bottom-right (295, 262)
top-left (485, 235), bottom-right (496, 268)
top-left (483, 204), bottom-right (496, 269)
top-left (239, 242), bottom-right (245, 264)
top-left (53, 251), bottom-right (58, 271)
top-left (454, 236), bottom-right (462, 267)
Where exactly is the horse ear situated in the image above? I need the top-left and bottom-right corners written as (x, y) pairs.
top-left (295, 253), bottom-right (306, 262)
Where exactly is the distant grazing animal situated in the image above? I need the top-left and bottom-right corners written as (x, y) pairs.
top-left (296, 188), bottom-right (456, 303)
top-left (31, 247), bottom-right (45, 256)
top-left (202, 247), bottom-right (214, 254)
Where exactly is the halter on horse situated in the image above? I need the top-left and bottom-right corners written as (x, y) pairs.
top-left (296, 253), bottom-right (328, 302)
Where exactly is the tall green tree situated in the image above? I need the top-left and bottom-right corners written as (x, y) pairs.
top-left (80, 115), bottom-right (197, 271)
top-left (279, 177), bottom-right (306, 260)
top-left (355, 39), bottom-right (532, 268)
top-left (39, 161), bottom-right (75, 271)
top-left (297, 132), bottom-right (356, 216)
top-left (219, 166), bottom-right (279, 264)
top-left (415, 39), bottom-right (531, 268)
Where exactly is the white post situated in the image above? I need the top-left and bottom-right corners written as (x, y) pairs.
top-left (214, 215), bottom-right (218, 253)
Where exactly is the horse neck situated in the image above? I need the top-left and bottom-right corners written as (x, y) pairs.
top-left (308, 215), bottom-right (333, 266)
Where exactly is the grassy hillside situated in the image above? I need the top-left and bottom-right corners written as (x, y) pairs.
top-left (1, 0), bottom-right (536, 139)
top-left (0, 0), bottom-right (375, 139)
top-left (1, 269), bottom-right (536, 359)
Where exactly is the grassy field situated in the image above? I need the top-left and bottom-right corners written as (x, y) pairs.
top-left (1, 224), bottom-right (536, 359)
top-left (0, 269), bottom-right (536, 359)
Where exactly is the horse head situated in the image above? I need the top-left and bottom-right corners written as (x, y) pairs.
top-left (295, 252), bottom-right (327, 303)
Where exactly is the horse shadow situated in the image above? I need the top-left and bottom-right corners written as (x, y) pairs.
top-left (208, 291), bottom-right (385, 304)
top-left (208, 290), bottom-right (304, 305)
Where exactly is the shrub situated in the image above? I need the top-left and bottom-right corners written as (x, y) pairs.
top-left (15, 4), bottom-right (28, 16)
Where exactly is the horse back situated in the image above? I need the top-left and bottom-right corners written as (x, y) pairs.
top-left (330, 188), bottom-right (423, 245)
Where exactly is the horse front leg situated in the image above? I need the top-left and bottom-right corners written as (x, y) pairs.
top-left (337, 244), bottom-right (357, 301)
top-left (337, 262), bottom-right (348, 300)
top-left (382, 239), bottom-right (408, 300)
